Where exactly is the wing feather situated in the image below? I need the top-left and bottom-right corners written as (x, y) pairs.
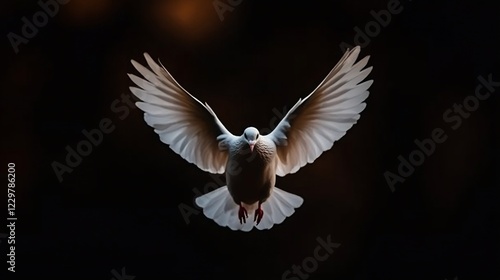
top-left (266, 46), bottom-right (373, 176)
top-left (129, 53), bottom-right (236, 174)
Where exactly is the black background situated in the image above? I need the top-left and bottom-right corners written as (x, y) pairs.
top-left (1, 0), bottom-right (499, 279)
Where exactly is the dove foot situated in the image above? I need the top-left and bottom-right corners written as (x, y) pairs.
top-left (238, 203), bottom-right (248, 224)
top-left (254, 203), bottom-right (264, 225)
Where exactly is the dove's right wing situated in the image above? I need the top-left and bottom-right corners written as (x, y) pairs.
top-left (128, 53), bottom-right (236, 174)
top-left (266, 46), bottom-right (373, 176)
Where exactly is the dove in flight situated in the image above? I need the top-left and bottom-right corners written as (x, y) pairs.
top-left (128, 46), bottom-right (373, 231)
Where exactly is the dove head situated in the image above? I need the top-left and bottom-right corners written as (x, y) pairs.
top-left (243, 127), bottom-right (260, 152)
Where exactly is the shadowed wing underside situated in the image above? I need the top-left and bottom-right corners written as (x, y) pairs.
top-left (266, 46), bottom-right (373, 176)
top-left (129, 53), bottom-right (236, 174)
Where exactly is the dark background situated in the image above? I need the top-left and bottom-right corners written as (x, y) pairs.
top-left (1, 0), bottom-right (499, 279)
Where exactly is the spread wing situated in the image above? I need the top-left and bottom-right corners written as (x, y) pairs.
top-left (266, 46), bottom-right (373, 176)
top-left (128, 53), bottom-right (236, 174)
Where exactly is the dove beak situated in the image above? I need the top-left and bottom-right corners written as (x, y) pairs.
top-left (249, 141), bottom-right (256, 152)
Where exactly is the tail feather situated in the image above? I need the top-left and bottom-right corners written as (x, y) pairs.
top-left (195, 186), bottom-right (303, 232)
top-left (274, 187), bottom-right (303, 208)
top-left (195, 186), bottom-right (227, 219)
top-left (255, 187), bottom-right (303, 230)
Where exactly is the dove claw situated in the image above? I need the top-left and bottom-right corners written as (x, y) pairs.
top-left (238, 204), bottom-right (248, 224)
top-left (254, 204), bottom-right (264, 225)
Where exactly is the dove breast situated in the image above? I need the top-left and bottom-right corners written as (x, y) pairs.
top-left (226, 136), bottom-right (277, 205)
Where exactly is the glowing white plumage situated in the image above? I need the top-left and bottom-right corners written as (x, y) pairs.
top-left (128, 46), bottom-right (373, 231)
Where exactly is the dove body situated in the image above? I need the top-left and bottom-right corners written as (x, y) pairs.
top-left (227, 129), bottom-right (276, 208)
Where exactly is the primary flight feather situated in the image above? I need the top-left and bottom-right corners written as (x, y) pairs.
top-left (128, 46), bottom-right (373, 231)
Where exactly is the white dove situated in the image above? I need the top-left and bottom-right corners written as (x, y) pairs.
top-left (128, 46), bottom-right (373, 231)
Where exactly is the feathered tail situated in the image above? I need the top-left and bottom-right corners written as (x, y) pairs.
top-left (195, 186), bottom-right (303, 231)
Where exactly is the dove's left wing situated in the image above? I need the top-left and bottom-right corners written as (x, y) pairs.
top-left (266, 46), bottom-right (373, 176)
top-left (129, 53), bottom-right (236, 174)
